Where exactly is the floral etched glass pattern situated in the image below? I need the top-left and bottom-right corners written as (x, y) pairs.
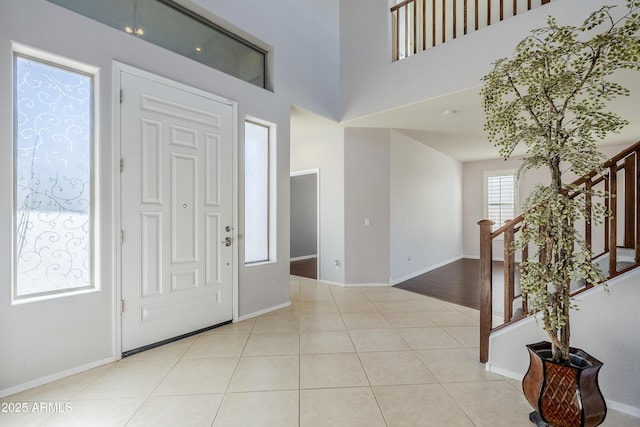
top-left (14, 55), bottom-right (93, 298)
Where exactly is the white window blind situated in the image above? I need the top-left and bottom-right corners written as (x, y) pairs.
top-left (485, 172), bottom-right (516, 232)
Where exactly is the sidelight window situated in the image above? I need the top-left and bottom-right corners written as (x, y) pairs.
top-left (13, 51), bottom-right (95, 300)
top-left (244, 119), bottom-right (275, 264)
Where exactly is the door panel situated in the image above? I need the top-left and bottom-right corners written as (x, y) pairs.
top-left (120, 71), bottom-right (233, 352)
top-left (171, 152), bottom-right (197, 264)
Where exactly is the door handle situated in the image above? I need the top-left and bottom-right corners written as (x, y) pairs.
top-left (222, 237), bottom-right (232, 247)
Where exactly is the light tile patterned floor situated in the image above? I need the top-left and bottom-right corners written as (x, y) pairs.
top-left (1, 276), bottom-right (638, 426)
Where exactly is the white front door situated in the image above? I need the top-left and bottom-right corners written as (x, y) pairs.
top-left (120, 69), bottom-right (234, 352)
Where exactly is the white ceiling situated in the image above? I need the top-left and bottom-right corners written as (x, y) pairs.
top-left (341, 86), bottom-right (494, 162)
top-left (292, 70), bottom-right (640, 163)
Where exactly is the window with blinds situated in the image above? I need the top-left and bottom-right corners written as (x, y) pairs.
top-left (484, 171), bottom-right (517, 232)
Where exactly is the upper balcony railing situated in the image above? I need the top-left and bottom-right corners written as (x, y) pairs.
top-left (390, 0), bottom-right (551, 61)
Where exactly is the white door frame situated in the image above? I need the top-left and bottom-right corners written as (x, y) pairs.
top-left (290, 169), bottom-right (320, 280)
top-left (111, 62), bottom-right (239, 358)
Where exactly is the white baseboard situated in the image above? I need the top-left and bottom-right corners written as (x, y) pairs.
top-left (237, 301), bottom-right (292, 322)
top-left (313, 279), bottom-right (390, 288)
top-left (607, 400), bottom-right (640, 419)
top-left (314, 279), bottom-right (345, 287)
top-left (485, 362), bottom-right (524, 381)
top-left (0, 356), bottom-right (117, 399)
top-left (290, 255), bottom-right (317, 262)
top-left (463, 254), bottom-right (523, 262)
top-left (484, 363), bottom-right (640, 419)
top-left (390, 255), bottom-right (462, 285)
top-left (342, 282), bottom-right (389, 288)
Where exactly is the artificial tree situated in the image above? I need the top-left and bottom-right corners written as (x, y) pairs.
top-left (481, 0), bottom-right (640, 365)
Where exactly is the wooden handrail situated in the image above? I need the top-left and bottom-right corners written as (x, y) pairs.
top-left (570, 140), bottom-right (640, 187)
top-left (478, 140), bottom-right (640, 363)
top-left (390, 0), bottom-right (553, 61)
top-left (391, 0), bottom-right (415, 12)
top-left (490, 141), bottom-right (640, 239)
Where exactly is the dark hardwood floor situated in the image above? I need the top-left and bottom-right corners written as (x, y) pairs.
top-left (394, 258), bottom-right (505, 310)
top-left (290, 257), bottom-right (504, 310)
top-left (290, 257), bottom-right (317, 280)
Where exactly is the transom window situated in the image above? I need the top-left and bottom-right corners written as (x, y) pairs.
top-left (47, 0), bottom-right (267, 88)
top-left (13, 52), bottom-right (95, 300)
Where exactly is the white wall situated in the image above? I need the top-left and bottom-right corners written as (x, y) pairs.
top-left (290, 125), bottom-right (346, 284)
top-left (340, 0), bottom-right (626, 122)
top-left (292, 127), bottom-right (465, 286)
top-left (488, 269), bottom-right (640, 416)
top-left (389, 131), bottom-right (463, 283)
top-left (344, 128), bottom-right (391, 285)
top-left (0, 0), bottom-right (340, 395)
top-left (187, 0), bottom-right (341, 316)
top-left (290, 174), bottom-right (318, 258)
top-left (196, 0), bottom-right (341, 120)
top-left (462, 155), bottom-right (542, 259)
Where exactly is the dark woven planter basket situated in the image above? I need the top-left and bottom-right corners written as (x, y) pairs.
top-left (522, 341), bottom-right (607, 427)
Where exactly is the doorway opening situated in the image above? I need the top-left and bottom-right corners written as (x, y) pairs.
top-left (290, 170), bottom-right (319, 280)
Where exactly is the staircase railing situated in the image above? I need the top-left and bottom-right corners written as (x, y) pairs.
top-left (478, 140), bottom-right (640, 363)
top-left (391, 0), bottom-right (552, 62)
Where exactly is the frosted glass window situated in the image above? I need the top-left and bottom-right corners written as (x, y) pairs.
top-left (244, 121), bottom-right (270, 264)
top-left (14, 54), bottom-right (94, 299)
top-left (485, 171), bottom-right (517, 232)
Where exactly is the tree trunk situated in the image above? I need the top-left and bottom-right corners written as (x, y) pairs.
top-left (549, 157), bottom-right (572, 365)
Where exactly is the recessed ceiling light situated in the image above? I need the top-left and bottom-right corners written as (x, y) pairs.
top-left (196, 47), bottom-right (202, 52)
top-left (443, 109), bottom-right (457, 115)
top-left (124, 26), bottom-right (143, 36)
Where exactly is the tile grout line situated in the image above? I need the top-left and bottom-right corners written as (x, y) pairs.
top-left (209, 315), bottom-right (256, 426)
top-left (122, 337), bottom-right (197, 426)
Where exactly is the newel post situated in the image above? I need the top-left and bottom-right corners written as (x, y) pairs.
top-left (478, 220), bottom-right (494, 363)
top-left (503, 223), bottom-right (515, 323)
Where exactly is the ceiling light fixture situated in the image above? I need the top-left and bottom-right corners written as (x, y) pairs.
top-left (124, 1), bottom-right (144, 36)
top-left (125, 26), bottom-right (144, 36)
top-left (443, 109), bottom-right (457, 115)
